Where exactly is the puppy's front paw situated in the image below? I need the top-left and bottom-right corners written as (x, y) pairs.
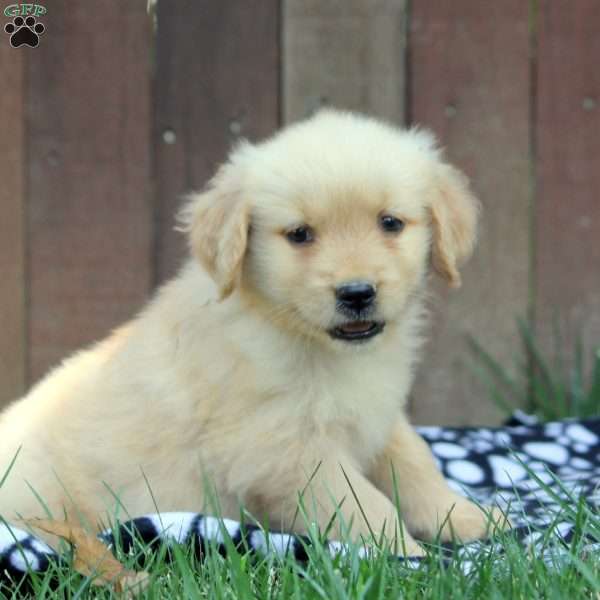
top-left (356, 518), bottom-right (426, 557)
top-left (392, 528), bottom-right (426, 558)
top-left (439, 499), bottom-right (510, 542)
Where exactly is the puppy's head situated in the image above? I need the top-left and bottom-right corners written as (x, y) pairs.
top-left (180, 110), bottom-right (478, 347)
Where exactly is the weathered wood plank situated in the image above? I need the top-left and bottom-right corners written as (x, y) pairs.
top-left (0, 42), bottom-right (25, 406)
top-left (27, 1), bottom-right (153, 382)
top-left (283, 0), bottom-right (407, 123)
top-left (535, 1), bottom-right (600, 371)
top-left (409, 1), bottom-right (531, 425)
top-left (154, 1), bottom-right (280, 283)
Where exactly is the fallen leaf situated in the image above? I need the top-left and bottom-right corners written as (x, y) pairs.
top-left (24, 518), bottom-right (149, 595)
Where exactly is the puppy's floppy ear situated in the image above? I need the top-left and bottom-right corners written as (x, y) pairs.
top-left (430, 163), bottom-right (479, 288)
top-left (178, 159), bottom-right (250, 299)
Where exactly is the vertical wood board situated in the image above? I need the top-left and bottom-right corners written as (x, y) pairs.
top-left (0, 43), bottom-right (25, 406)
top-left (409, 1), bottom-right (531, 425)
top-left (27, 1), bottom-right (154, 382)
top-left (535, 1), bottom-right (600, 369)
top-left (283, 0), bottom-right (407, 123)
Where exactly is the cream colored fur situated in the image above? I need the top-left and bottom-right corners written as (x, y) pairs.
top-left (0, 110), bottom-right (505, 554)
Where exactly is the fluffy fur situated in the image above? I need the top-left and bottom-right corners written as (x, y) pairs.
top-left (0, 110), bottom-right (504, 555)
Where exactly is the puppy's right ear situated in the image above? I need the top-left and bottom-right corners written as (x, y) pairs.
top-left (178, 158), bottom-right (250, 300)
top-left (430, 163), bottom-right (480, 288)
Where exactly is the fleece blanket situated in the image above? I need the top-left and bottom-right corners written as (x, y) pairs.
top-left (1, 411), bottom-right (599, 589)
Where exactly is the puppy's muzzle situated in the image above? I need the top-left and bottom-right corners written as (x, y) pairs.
top-left (335, 281), bottom-right (376, 314)
top-left (330, 281), bottom-right (384, 343)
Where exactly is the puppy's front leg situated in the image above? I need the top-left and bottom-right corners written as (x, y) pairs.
top-left (369, 417), bottom-right (507, 542)
top-left (258, 454), bottom-right (424, 556)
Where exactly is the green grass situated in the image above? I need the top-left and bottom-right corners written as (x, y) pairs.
top-left (469, 319), bottom-right (600, 420)
top-left (3, 482), bottom-right (599, 600)
top-left (4, 520), bottom-right (600, 599)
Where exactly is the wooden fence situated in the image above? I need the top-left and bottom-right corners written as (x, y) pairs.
top-left (0, 1), bottom-right (598, 425)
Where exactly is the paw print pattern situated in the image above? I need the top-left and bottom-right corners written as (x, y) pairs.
top-left (4, 16), bottom-right (45, 48)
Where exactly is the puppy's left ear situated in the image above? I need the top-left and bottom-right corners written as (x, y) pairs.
top-left (178, 159), bottom-right (250, 299)
top-left (430, 163), bottom-right (480, 288)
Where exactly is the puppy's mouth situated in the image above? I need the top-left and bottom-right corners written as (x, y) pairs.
top-left (328, 320), bottom-right (385, 343)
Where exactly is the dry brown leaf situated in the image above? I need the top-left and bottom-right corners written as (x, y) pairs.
top-left (24, 518), bottom-right (150, 595)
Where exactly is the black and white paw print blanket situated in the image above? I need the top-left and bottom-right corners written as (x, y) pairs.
top-left (1, 412), bottom-right (599, 589)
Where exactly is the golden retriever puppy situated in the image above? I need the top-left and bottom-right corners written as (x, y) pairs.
top-left (0, 110), bottom-right (503, 555)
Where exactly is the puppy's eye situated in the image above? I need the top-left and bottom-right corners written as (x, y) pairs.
top-left (285, 226), bottom-right (314, 245)
top-left (379, 214), bottom-right (405, 234)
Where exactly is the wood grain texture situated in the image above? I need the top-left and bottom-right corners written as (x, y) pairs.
top-left (535, 1), bottom-right (600, 365)
top-left (409, 2), bottom-right (531, 425)
top-left (0, 44), bottom-right (25, 406)
top-left (283, 0), bottom-right (407, 123)
top-left (27, 1), bottom-right (153, 382)
top-left (154, 1), bottom-right (279, 283)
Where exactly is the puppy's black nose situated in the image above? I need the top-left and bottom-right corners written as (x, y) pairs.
top-left (336, 281), bottom-right (376, 312)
